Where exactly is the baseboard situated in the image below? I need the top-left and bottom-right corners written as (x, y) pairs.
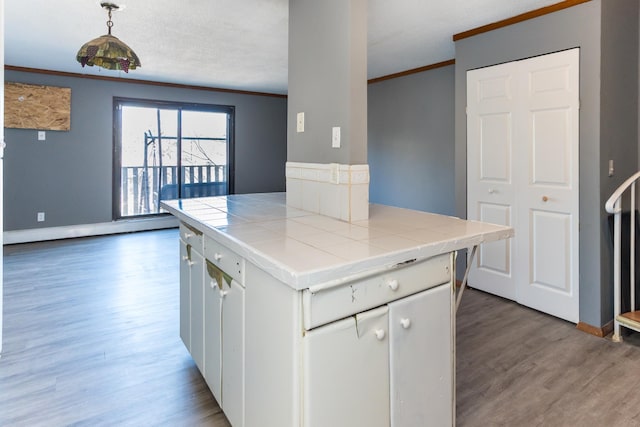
top-left (3, 216), bottom-right (179, 245)
top-left (576, 320), bottom-right (614, 338)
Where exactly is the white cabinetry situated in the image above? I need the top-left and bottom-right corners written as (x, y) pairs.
top-left (179, 224), bottom-right (205, 373)
top-left (303, 305), bottom-right (390, 427)
top-left (203, 258), bottom-right (245, 427)
top-left (303, 283), bottom-right (453, 427)
top-left (177, 219), bottom-right (460, 427)
top-left (180, 225), bottom-right (246, 427)
top-left (389, 284), bottom-right (453, 426)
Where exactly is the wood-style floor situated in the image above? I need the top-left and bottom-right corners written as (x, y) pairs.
top-left (2, 229), bottom-right (640, 426)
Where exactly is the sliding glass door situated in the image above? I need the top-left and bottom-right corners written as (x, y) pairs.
top-left (114, 98), bottom-right (234, 219)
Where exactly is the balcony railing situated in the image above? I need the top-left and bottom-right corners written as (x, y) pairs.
top-left (121, 165), bottom-right (227, 217)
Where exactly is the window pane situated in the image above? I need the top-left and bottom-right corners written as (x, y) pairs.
top-left (116, 101), bottom-right (233, 219)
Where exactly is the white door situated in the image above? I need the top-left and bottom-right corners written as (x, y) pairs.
top-left (190, 249), bottom-right (205, 372)
top-left (179, 241), bottom-right (192, 350)
top-left (467, 48), bottom-right (580, 323)
top-left (466, 61), bottom-right (518, 300)
top-left (204, 262), bottom-right (223, 403)
top-left (516, 50), bottom-right (580, 322)
top-left (303, 306), bottom-right (390, 427)
top-left (389, 284), bottom-right (453, 427)
top-left (221, 280), bottom-right (244, 427)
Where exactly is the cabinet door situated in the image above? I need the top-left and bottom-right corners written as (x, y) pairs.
top-left (389, 284), bottom-right (453, 427)
top-left (222, 280), bottom-right (245, 427)
top-left (190, 249), bottom-right (205, 373)
top-left (303, 306), bottom-right (390, 427)
top-left (204, 266), bottom-right (223, 403)
top-left (179, 240), bottom-right (191, 351)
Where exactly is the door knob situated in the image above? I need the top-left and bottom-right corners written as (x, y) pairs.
top-left (542, 196), bottom-right (549, 202)
top-left (400, 318), bottom-right (411, 329)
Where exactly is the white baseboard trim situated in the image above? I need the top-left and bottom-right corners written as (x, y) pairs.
top-left (3, 216), bottom-right (179, 245)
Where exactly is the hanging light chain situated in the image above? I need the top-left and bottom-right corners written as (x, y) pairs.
top-left (103, 3), bottom-right (118, 35)
top-left (107, 7), bottom-right (113, 35)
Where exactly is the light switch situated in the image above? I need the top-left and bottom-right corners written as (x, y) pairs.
top-left (297, 112), bottom-right (305, 133)
top-left (332, 127), bottom-right (340, 148)
top-left (38, 131), bottom-right (46, 141)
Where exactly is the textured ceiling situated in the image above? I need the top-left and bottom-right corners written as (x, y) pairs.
top-left (5, 0), bottom-right (563, 95)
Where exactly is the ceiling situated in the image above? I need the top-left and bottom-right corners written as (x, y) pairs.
top-left (5, 0), bottom-right (563, 95)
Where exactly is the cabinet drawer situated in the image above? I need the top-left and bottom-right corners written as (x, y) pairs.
top-left (180, 223), bottom-right (203, 251)
top-left (302, 253), bottom-right (452, 330)
top-left (204, 236), bottom-right (245, 285)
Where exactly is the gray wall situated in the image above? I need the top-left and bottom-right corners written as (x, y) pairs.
top-left (287, 0), bottom-right (367, 165)
top-left (368, 65), bottom-right (455, 216)
top-left (455, 0), bottom-right (639, 327)
top-left (3, 70), bottom-right (287, 231)
top-left (600, 0), bottom-right (640, 323)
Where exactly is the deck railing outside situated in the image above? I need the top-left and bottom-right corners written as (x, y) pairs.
top-left (121, 164), bottom-right (226, 216)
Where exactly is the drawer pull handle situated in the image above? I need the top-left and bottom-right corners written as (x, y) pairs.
top-left (388, 279), bottom-right (399, 291)
top-left (400, 318), bottom-right (411, 329)
top-left (214, 253), bottom-right (222, 261)
top-left (374, 329), bottom-right (386, 341)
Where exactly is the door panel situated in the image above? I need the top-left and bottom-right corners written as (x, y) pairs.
top-left (190, 250), bottom-right (205, 373)
top-left (179, 241), bottom-right (191, 351)
top-left (303, 306), bottom-right (390, 427)
top-left (389, 284), bottom-right (453, 427)
top-left (531, 108), bottom-right (572, 186)
top-left (204, 265), bottom-right (223, 403)
top-left (467, 62), bottom-right (517, 300)
top-left (531, 210), bottom-right (571, 293)
top-left (222, 281), bottom-right (244, 427)
top-left (518, 49), bottom-right (580, 322)
top-left (478, 203), bottom-right (511, 275)
top-left (467, 48), bottom-right (579, 322)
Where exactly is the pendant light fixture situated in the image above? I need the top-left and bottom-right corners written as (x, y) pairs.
top-left (76, 2), bottom-right (141, 73)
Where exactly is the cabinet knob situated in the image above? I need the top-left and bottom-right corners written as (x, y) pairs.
top-left (400, 318), bottom-right (411, 329)
top-left (182, 255), bottom-right (189, 262)
top-left (219, 289), bottom-right (228, 298)
top-left (184, 232), bottom-right (194, 239)
top-left (210, 280), bottom-right (216, 289)
top-left (488, 188), bottom-right (496, 194)
top-left (214, 253), bottom-right (222, 261)
top-left (374, 329), bottom-right (386, 341)
top-left (542, 196), bottom-right (549, 202)
top-left (388, 279), bottom-right (399, 291)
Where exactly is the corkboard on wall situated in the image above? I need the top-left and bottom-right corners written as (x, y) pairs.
top-left (4, 82), bottom-right (71, 131)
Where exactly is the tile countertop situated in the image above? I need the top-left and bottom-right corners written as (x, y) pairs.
top-left (161, 192), bottom-right (513, 291)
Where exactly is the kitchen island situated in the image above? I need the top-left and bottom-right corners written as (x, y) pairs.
top-left (162, 192), bottom-right (512, 427)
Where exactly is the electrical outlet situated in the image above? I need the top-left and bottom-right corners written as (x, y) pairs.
top-left (297, 112), bottom-right (305, 133)
top-left (332, 127), bottom-right (341, 148)
top-left (37, 212), bottom-right (45, 222)
top-left (38, 131), bottom-right (46, 141)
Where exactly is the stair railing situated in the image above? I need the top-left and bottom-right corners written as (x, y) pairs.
top-left (605, 171), bottom-right (640, 342)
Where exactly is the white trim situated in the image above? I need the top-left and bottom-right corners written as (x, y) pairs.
top-left (3, 216), bottom-right (179, 245)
